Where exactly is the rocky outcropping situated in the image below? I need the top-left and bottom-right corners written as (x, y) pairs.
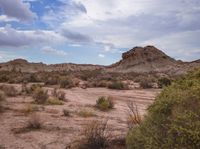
top-left (107, 46), bottom-right (200, 75)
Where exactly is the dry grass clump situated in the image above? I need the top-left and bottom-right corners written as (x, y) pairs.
top-left (22, 104), bottom-right (39, 114)
top-left (96, 96), bottom-right (114, 111)
top-left (27, 113), bottom-right (42, 130)
top-left (33, 87), bottom-right (48, 104)
top-left (74, 120), bottom-right (111, 149)
top-left (126, 101), bottom-right (142, 129)
top-left (46, 97), bottom-right (63, 105)
top-left (77, 109), bottom-right (96, 118)
top-left (0, 85), bottom-right (18, 97)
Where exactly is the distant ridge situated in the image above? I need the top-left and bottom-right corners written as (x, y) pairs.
top-left (0, 45), bottom-right (199, 75)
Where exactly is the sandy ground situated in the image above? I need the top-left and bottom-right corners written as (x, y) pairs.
top-left (0, 86), bottom-right (160, 149)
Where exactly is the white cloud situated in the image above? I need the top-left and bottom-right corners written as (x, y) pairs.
top-left (0, 15), bottom-right (18, 22)
top-left (0, 51), bottom-right (25, 62)
top-left (41, 46), bottom-right (67, 56)
top-left (98, 54), bottom-right (105, 58)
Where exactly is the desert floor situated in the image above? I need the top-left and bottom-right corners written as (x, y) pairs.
top-left (0, 86), bottom-right (160, 149)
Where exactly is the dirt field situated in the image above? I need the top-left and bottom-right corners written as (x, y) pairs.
top-left (0, 86), bottom-right (160, 149)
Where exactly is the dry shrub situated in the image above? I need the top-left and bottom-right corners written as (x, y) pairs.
top-left (22, 104), bottom-right (39, 114)
top-left (77, 109), bottom-right (95, 118)
top-left (96, 96), bottom-right (114, 111)
top-left (59, 76), bottom-right (74, 89)
top-left (127, 101), bottom-right (142, 129)
top-left (0, 91), bottom-right (6, 112)
top-left (0, 85), bottom-right (18, 97)
top-left (108, 81), bottom-right (128, 90)
top-left (33, 88), bottom-right (48, 104)
top-left (63, 109), bottom-right (70, 117)
top-left (52, 88), bottom-right (66, 101)
top-left (75, 120), bottom-right (111, 149)
top-left (139, 79), bottom-right (153, 89)
top-left (27, 113), bottom-right (42, 129)
top-left (46, 97), bottom-right (63, 105)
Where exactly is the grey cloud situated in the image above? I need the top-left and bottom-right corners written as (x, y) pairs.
top-left (0, 0), bottom-right (36, 22)
top-left (61, 29), bottom-right (93, 43)
top-left (0, 26), bottom-right (65, 47)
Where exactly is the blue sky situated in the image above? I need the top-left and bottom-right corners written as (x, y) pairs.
top-left (0, 0), bottom-right (200, 65)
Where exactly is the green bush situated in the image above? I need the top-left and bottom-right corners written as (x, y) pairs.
top-left (96, 96), bottom-right (114, 111)
top-left (33, 88), bottom-right (48, 104)
top-left (108, 81), bottom-right (128, 90)
top-left (126, 69), bottom-right (200, 149)
top-left (158, 77), bottom-right (171, 88)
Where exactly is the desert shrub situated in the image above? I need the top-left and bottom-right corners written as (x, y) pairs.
top-left (60, 76), bottom-right (74, 89)
top-left (96, 96), bottom-right (114, 111)
top-left (75, 120), bottom-right (111, 149)
top-left (126, 69), bottom-right (200, 149)
top-left (23, 104), bottom-right (39, 114)
top-left (158, 77), bottom-right (171, 88)
top-left (0, 85), bottom-right (18, 97)
top-left (33, 88), bottom-right (48, 104)
top-left (0, 91), bottom-right (6, 102)
top-left (139, 79), bottom-right (153, 89)
top-left (52, 88), bottom-right (66, 101)
top-left (77, 109), bottom-right (95, 118)
top-left (108, 81), bottom-right (128, 90)
top-left (46, 97), bottom-right (63, 105)
top-left (127, 101), bottom-right (142, 129)
top-left (0, 91), bottom-right (6, 112)
top-left (63, 109), bottom-right (70, 117)
top-left (27, 113), bottom-right (42, 129)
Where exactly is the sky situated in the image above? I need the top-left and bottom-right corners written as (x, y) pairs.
top-left (0, 0), bottom-right (200, 65)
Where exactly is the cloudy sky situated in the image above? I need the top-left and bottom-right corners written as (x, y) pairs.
top-left (0, 0), bottom-right (199, 65)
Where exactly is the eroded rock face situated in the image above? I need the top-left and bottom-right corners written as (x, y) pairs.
top-left (107, 46), bottom-right (200, 75)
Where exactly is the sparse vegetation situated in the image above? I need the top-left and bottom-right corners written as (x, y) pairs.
top-left (0, 85), bottom-right (18, 97)
top-left (108, 81), bottom-right (128, 90)
top-left (158, 77), bottom-right (171, 88)
top-left (75, 120), bottom-right (111, 149)
top-left (46, 97), bottom-right (63, 105)
top-left (126, 69), bottom-right (200, 149)
top-left (52, 88), bottom-right (66, 101)
top-left (60, 76), bottom-right (74, 89)
top-left (23, 104), bottom-right (39, 114)
top-left (96, 96), bottom-right (114, 111)
top-left (33, 87), bottom-right (48, 104)
top-left (77, 109), bottom-right (95, 118)
top-left (63, 109), bottom-right (70, 117)
top-left (27, 113), bottom-right (42, 130)
top-left (139, 79), bottom-right (153, 89)
top-left (126, 101), bottom-right (142, 129)
top-left (0, 91), bottom-right (6, 112)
